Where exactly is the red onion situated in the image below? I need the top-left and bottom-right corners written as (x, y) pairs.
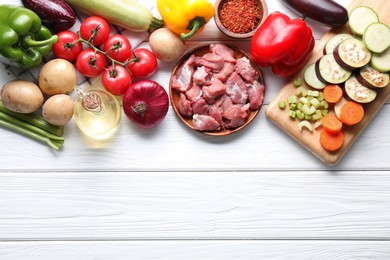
top-left (122, 80), bottom-right (169, 129)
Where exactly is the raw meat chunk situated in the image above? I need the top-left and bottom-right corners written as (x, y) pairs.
top-left (171, 55), bottom-right (196, 92)
top-left (210, 43), bottom-right (236, 63)
top-left (193, 114), bottom-right (221, 131)
top-left (192, 97), bottom-right (208, 115)
top-left (197, 53), bottom-right (225, 71)
top-left (215, 62), bottom-right (235, 82)
top-left (248, 81), bottom-right (265, 110)
top-left (193, 66), bottom-right (212, 86)
top-left (222, 104), bottom-right (249, 129)
top-left (185, 84), bottom-right (202, 102)
top-left (178, 93), bottom-right (193, 117)
top-left (202, 78), bottom-right (227, 104)
top-left (235, 57), bottom-right (257, 83)
top-left (225, 72), bottom-right (249, 104)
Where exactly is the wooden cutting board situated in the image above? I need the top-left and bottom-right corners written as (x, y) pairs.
top-left (265, 0), bottom-right (390, 166)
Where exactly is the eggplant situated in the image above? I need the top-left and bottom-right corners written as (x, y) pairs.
top-left (280, 0), bottom-right (348, 27)
top-left (22, 0), bottom-right (76, 33)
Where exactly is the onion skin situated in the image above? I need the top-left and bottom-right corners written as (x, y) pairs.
top-left (122, 80), bottom-right (169, 129)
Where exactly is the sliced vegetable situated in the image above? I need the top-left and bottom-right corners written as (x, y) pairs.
top-left (304, 63), bottom-right (327, 89)
top-left (363, 22), bottom-right (390, 53)
top-left (322, 115), bottom-right (342, 133)
top-left (320, 128), bottom-right (344, 152)
top-left (344, 75), bottom-right (377, 103)
top-left (298, 120), bottom-right (313, 132)
top-left (323, 84), bottom-right (343, 103)
top-left (315, 53), bottom-right (352, 84)
top-left (333, 38), bottom-right (371, 70)
top-left (370, 46), bottom-right (390, 73)
top-left (324, 33), bottom-right (353, 54)
top-left (357, 65), bottom-right (390, 89)
top-left (338, 100), bottom-right (365, 126)
top-left (348, 6), bottom-right (379, 36)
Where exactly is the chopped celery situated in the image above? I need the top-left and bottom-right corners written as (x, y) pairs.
top-left (297, 102), bottom-right (303, 111)
top-left (289, 110), bottom-right (296, 118)
top-left (307, 90), bottom-right (319, 97)
top-left (322, 109), bottom-right (329, 116)
top-left (298, 120), bottom-right (313, 132)
top-left (288, 95), bottom-right (298, 104)
top-left (295, 86), bottom-right (307, 97)
top-left (302, 104), bottom-right (316, 115)
top-left (278, 101), bottom-right (286, 109)
top-left (289, 103), bottom-right (297, 110)
top-left (305, 115), bottom-right (312, 120)
top-left (318, 92), bottom-right (324, 101)
top-left (320, 100), bottom-right (329, 109)
top-left (293, 78), bottom-right (302, 87)
top-left (296, 110), bottom-right (305, 120)
top-left (309, 98), bottom-right (321, 109)
top-left (299, 97), bottom-right (309, 105)
top-left (312, 110), bottom-right (323, 121)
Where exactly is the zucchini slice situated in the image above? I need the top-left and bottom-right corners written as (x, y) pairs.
top-left (363, 22), bottom-right (390, 53)
top-left (371, 46), bottom-right (390, 73)
top-left (345, 75), bottom-right (377, 103)
top-left (304, 63), bottom-right (327, 89)
top-left (315, 53), bottom-right (352, 84)
top-left (324, 33), bottom-right (353, 54)
top-left (357, 65), bottom-right (390, 89)
top-left (348, 6), bottom-right (379, 36)
top-left (334, 38), bottom-right (371, 70)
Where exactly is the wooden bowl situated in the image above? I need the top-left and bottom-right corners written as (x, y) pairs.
top-left (214, 0), bottom-right (268, 39)
top-left (169, 44), bottom-right (265, 136)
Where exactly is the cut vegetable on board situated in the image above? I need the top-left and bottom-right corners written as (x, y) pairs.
top-left (266, 0), bottom-right (390, 165)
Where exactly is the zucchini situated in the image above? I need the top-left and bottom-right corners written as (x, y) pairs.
top-left (348, 6), bottom-right (379, 36)
top-left (333, 38), bottom-right (371, 70)
top-left (363, 22), bottom-right (390, 53)
top-left (65, 0), bottom-right (164, 32)
top-left (315, 53), bottom-right (352, 84)
top-left (345, 75), bottom-right (377, 103)
top-left (357, 65), bottom-right (389, 89)
top-left (371, 46), bottom-right (390, 73)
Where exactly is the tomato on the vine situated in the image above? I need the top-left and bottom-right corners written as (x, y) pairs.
top-left (102, 65), bottom-right (132, 95)
top-left (80, 16), bottom-right (110, 46)
top-left (127, 48), bottom-right (158, 78)
top-left (52, 30), bottom-right (83, 61)
top-left (103, 34), bottom-right (132, 63)
top-left (76, 49), bottom-right (107, 78)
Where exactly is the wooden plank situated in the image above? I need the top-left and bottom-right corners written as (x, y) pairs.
top-left (0, 241), bottom-right (389, 259)
top-left (0, 171), bottom-right (389, 240)
top-left (266, 0), bottom-right (390, 166)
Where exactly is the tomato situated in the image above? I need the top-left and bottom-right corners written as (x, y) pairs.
top-left (102, 65), bottom-right (132, 95)
top-left (103, 34), bottom-right (132, 63)
top-left (80, 16), bottom-right (110, 46)
top-left (52, 30), bottom-right (82, 61)
top-left (76, 49), bottom-right (107, 78)
top-left (127, 48), bottom-right (158, 78)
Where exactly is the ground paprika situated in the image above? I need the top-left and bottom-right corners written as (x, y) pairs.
top-left (250, 11), bottom-right (314, 78)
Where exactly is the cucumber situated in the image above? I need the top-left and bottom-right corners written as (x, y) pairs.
top-left (348, 6), bottom-right (379, 36)
top-left (363, 22), bottom-right (390, 53)
top-left (304, 63), bottom-right (327, 89)
top-left (324, 33), bottom-right (353, 54)
top-left (371, 46), bottom-right (390, 72)
top-left (344, 75), bottom-right (377, 103)
top-left (315, 53), bottom-right (352, 84)
top-left (357, 65), bottom-right (389, 89)
top-left (333, 38), bottom-right (371, 70)
top-left (65, 0), bottom-right (163, 32)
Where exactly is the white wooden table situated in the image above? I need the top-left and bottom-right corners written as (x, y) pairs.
top-left (1, 0), bottom-right (390, 258)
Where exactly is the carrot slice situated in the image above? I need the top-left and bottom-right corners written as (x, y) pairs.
top-left (323, 84), bottom-right (343, 103)
top-left (320, 129), bottom-right (344, 152)
top-left (322, 115), bottom-right (343, 133)
top-left (339, 101), bottom-right (364, 126)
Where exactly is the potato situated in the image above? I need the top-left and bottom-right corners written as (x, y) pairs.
top-left (38, 59), bottom-right (77, 95)
top-left (149, 28), bottom-right (186, 62)
top-left (42, 94), bottom-right (74, 126)
top-left (1, 80), bottom-right (44, 113)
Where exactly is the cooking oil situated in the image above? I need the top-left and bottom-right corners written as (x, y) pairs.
top-left (74, 88), bottom-right (121, 140)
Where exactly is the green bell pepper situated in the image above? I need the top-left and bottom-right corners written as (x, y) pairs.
top-left (0, 4), bottom-right (59, 69)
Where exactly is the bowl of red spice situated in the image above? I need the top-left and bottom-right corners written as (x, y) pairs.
top-left (214, 0), bottom-right (268, 39)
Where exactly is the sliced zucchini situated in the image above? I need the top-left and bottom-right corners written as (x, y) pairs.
top-left (324, 33), bottom-right (353, 54)
top-left (344, 75), bottom-right (377, 103)
top-left (357, 65), bottom-right (389, 89)
top-left (304, 63), bottom-right (327, 89)
top-left (363, 22), bottom-right (390, 53)
top-left (334, 38), bottom-right (371, 70)
top-left (348, 6), bottom-right (379, 36)
top-left (371, 46), bottom-right (390, 72)
top-left (315, 53), bottom-right (352, 84)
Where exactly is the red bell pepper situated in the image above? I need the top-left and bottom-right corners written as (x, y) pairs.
top-left (250, 11), bottom-right (315, 78)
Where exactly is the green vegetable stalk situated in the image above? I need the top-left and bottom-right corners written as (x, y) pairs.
top-left (0, 101), bottom-right (64, 150)
top-left (0, 4), bottom-right (58, 69)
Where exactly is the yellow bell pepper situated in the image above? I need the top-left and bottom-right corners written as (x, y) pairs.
top-left (157, 0), bottom-right (215, 40)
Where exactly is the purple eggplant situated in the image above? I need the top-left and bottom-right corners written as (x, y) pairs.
top-left (280, 0), bottom-right (348, 27)
top-left (22, 0), bottom-right (76, 33)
